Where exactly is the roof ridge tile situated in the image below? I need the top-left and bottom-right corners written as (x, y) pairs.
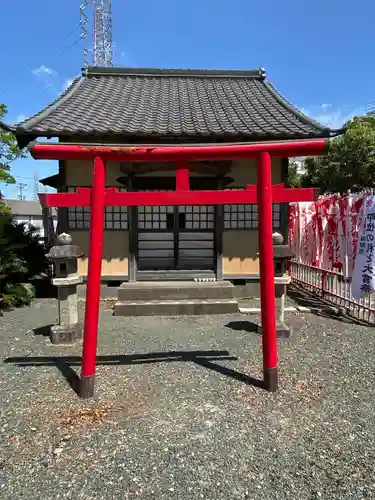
top-left (83, 66), bottom-right (267, 80)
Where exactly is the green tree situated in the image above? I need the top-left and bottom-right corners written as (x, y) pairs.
top-left (0, 107), bottom-right (46, 309)
top-left (300, 115), bottom-right (375, 194)
top-left (287, 160), bottom-right (302, 188)
top-left (0, 104), bottom-right (26, 214)
top-left (0, 104), bottom-right (26, 184)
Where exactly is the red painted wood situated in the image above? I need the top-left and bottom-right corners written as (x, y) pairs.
top-left (39, 188), bottom-right (91, 207)
top-left (38, 185), bottom-right (317, 208)
top-left (175, 166), bottom-right (190, 191)
top-left (31, 139), bottom-right (328, 162)
top-left (34, 137), bottom-right (329, 398)
top-left (81, 157), bottom-right (106, 388)
top-left (257, 152), bottom-right (278, 387)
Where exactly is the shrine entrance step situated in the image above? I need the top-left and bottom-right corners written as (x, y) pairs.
top-left (114, 281), bottom-right (239, 316)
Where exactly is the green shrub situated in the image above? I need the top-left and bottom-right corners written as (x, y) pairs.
top-left (0, 214), bottom-right (48, 308)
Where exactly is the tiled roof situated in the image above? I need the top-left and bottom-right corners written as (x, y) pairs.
top-left (2, 67), bottom-right (340, 145)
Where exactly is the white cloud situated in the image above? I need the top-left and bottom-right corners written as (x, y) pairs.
top-left (301, 105), bottom-right (366, 129)
top-left (32, 65), bottom-right (57, 77)
top-left (290, 104), bottom-right (367, 164)
top-left (62, 78), bottom-right (74, 91)
top-left (16, 114), bottom-right (27, 123)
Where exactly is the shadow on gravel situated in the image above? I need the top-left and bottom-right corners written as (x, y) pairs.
top-left (31, 278), bottom-right (57, 299)
top-left (225, 321), bottom-right (259, 334)
top-left (4, 350), bottom-right (263, 395)
top-left (288, 284), bottom-right (375, 326)
top-left (33, 325), bottom-right (54, 337)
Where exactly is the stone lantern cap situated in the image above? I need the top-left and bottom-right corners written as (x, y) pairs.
top-left (46, 233), bottom-right (83, 261)
top-left (272, 232), bottom-right (295, 260)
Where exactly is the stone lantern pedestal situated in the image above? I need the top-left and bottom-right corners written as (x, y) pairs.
top-left (257, 232), bottom-right (295, 339)
top-left (46, 233), bottom-right (83, 344)
top-left (272, 232), bottom-right (294, 338)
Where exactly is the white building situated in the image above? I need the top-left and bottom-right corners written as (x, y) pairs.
top-left (292, 157), bottom-right (307, 174)
top-left (5, 199), bottom-right (57, 243)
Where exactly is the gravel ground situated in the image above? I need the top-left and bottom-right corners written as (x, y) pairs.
top-left (238, 295), bottom-right (297, 310)
top-left (1, 300), bottom-right (375, 500)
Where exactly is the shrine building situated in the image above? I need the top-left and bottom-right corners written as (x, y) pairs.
top-left (3, 67), bottom-right (339, 295)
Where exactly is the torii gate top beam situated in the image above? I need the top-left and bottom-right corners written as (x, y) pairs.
top-left (29, 138), bottom-right (328, 163)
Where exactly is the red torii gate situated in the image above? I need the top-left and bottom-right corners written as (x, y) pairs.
top-left (34, 139), bottom-right (326, 399)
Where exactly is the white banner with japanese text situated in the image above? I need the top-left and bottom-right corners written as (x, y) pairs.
top-left (352, 195), bottom-right (375, 300)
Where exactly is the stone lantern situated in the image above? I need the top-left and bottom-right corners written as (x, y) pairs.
top-left (273, 232), bottom-right (295, 338)
top-left (46, 233), bottom-right (83, 344)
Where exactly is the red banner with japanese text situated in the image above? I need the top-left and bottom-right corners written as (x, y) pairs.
top-left (289, 192), bottom-right (368, 278)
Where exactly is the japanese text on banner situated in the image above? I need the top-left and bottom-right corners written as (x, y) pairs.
top-left (352, 195), bottom-right (375, 300)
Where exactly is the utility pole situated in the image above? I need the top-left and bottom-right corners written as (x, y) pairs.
top-left (17, 182), bottom-right (27, 200)
top-left (33, 169), bottom-right (39, 201)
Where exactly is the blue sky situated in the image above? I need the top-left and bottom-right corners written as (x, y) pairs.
top-left (1, 0), bottom-right (374, 199)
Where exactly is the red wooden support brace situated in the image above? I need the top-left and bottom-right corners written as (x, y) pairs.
top-left (80, 156), bottom-right (106, 399)
top-left (176, 160), bottom-right (190, 191)
top-left (38, 188), bottom-right (91, 208)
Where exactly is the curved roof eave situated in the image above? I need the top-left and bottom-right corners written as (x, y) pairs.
top-left (0, 66), bottom-right (346, 148)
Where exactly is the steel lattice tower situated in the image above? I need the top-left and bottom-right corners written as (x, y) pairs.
top-left (80, 0), bottom-right (113, 67)
top-left (366, 101), bottom-right (375, 115)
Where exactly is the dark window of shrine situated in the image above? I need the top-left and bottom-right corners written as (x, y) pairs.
top-left (182, 205), bottom-right (215, 230)
top-left (178, 212), bottom-right (186, 229)
top-left (66, 187), bottom-right (128, 230)
top-left (167, 213), bottom-right (174, 230)
top-left (223, 188), bottom-right (281, 230)
top-left (136, 191), bottom-right (215, 231)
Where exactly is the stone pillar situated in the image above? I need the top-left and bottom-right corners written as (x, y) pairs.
top-left (46, 233), bottom-right (83, 344)
top-left (275, 283), bottom-right (285, 324)
top-left (274, 276), bottom-right (292, 338)
top-left (273, 232), bottom-right (294, 339)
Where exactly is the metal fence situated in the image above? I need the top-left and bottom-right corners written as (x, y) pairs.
top-left (289, 260), bottom-right (375, 324)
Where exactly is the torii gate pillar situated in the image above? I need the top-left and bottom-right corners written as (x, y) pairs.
top-left (80, 156), bottom-right (106, 397)
top-left (257, 151), bottom-right (278, 391)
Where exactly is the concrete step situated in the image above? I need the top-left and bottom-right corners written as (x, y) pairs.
top-left (114, 299), bottom-right (239, 316)
top-left (136, 270), bottom-right (216, 281)
top-left (117, 281), bottom-right (235, 301)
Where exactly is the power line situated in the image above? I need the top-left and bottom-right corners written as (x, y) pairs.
top-left (0, 28), bottom-right (83, 101)
top-left (4, 175), bottom-right (53, 183)
top-left (16, 182), bottom-right (27, 200)
top-left (8, 176), bottom-right (34, 181)
top-left (2, 1), bottom-right (114, 111)
top-left (6, 38), bottom-right (82, 110)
